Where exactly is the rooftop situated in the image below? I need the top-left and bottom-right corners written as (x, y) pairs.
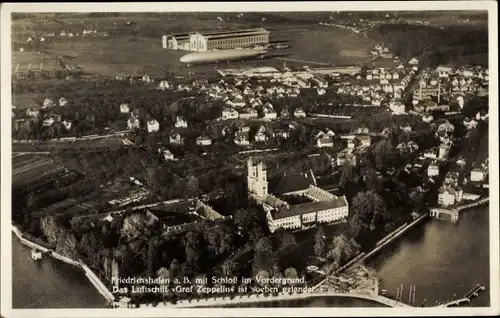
top-left (271, 172), bottom-right (315, 195)
top-left (272, 196), bottom-right (348, 219)
top-left (199, 28), bottom-right (269, 40)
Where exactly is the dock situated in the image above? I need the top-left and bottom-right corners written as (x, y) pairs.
top-left (431, 197), bottom-right (489, 222)
top-left (436, 284), bottom-right (486, 307)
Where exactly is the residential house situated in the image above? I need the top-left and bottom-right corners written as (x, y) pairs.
top-left (263, 102), bottom-right (277, 120)
top-left (317, 135), bottom-right (334, 148)
top-left (196, 135), bottom-right (213, 146)
top-left (313, 76), bottom-right (329, 88)
top-left (438, 144), bottom-right (451, 159)
top-left (347, 139), bottom-right (359, 149)
top-left (234, 130), bottom-right (250, 146)
top-left (354, 127), bottom-right (369, 134)
top-left (389, 101), bottom-right (405, 114)
top-left (62, 120), bottom-right (72, 130)
top-left (254, 125), bottom-right (273, 142)
top-left (427, 162), bottom-right (439, 177)
top-left (463, 118), bottom-right (478, 130)
top-left (43, 98), bottom-right (55, 108)
top-left (229, 97), bottom-right (246, 108)
top-left (317, 88), bottom-right (327, 96)
top-left (423, 149), bottom-right (437, 159)
top-left (325, 129), bottom-right (335, 138)
top-left (438, 186), bottom-right (463, 207)
top-left (358, 135), bottom-right (371, 147)
top-left (221, 125), bottom-right (232, 137)
top-left (127, 117), bottom-right (140, 129)
top-left (400, 123), bottom-right (412, 132)
top-left (59, 97), bottom-right (68, 107)
top-left (222, 107), bottom-right (239, 120)
top-left (408, 57), bottom-right (419, 65)
top-left (158, 80), bottom-right (171, 90)
top-left (276, 127), bottom-right (291, 140)
top-left (280, 108), bottom-right (290, 119)
top-left (120, 103), bottom-right (130, 113)
top-left (26, 108), bottom-right (39, 118)
top-left (294, 108), bottom-right (307, 118)
top-left (147, 119), bottom-right (160, 133)
top-left (163, 149), bottom-right (175, 161)
top-left (470, 168), bottom-right (486, 182)
top-left (169, 132), bottom-right (184, 145)
top-left (238, 108), bottom-right (258, 120)
top-left (43, 117), bottom-right (54, 127)
top-left (175, 116), bottom-right (188, 128)
top-left (422, 114), bottom-right (434, 123)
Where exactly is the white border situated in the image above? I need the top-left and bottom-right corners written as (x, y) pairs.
top-left (1, 2), bottom-right (498, 317)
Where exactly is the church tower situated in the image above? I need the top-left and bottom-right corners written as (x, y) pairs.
top-left (247, 157), bottom-right (268, 198)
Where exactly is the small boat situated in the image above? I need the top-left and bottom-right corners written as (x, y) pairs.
top-left (31, 248), bottom-right (42, 260)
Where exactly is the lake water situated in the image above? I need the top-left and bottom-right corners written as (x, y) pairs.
top-left (12, 234), bottom-right (105, 308)
top-left (11, 205), bottom-right (489, 308)
top-left (367, 205), bottom-right (489, 307)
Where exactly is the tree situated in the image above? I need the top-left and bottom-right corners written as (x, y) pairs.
top-left (147, 239), bottom-right (158, 277)
top-left (339, 164), bottom-right (359, 189)
top-left (221, 259), bottom-right (237, 277)
top-left (284, 267), bottom-right (298, 280)
top-left (275, 231), bottom-right (297, 258)
top-left (253, 237), bottom-right (275, 272)
top-left (314, 226), bottom-right (326, 257)
top-left (186, 176), bottom-right (200, 198)
top-left (326, 235), bottom-right (361, 270)
top-left (373, 139), bottom-right (395, 170)
top-left (169, 259), bottom-right (180, 281)
top-left (40, 215), bottom-right (61, 245)
top-left (121, 213), bottom-right (155, 242)
top-left (349, 190), bottom-right (387, 239)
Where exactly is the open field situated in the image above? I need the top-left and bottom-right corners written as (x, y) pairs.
top-left (11, 23), bottom-right (374, 79)
top-left (12, 157), bottom-right (66, 188)
top-left (12, 154), bottom-right (48, 169)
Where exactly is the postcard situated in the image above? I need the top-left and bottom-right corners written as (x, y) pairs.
top-left (1, 1), bottom-right (498, 317)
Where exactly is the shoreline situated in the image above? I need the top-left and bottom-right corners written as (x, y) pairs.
top-left (137, 292), bottom-right (395, 309)
top-left (11, 225), bottom-right (115, 303)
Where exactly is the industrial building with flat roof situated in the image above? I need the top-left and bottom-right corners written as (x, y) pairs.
top-left (162, 28), bottom-right (269, 52)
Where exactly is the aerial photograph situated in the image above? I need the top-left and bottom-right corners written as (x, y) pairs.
top-left (6, 5), bottom-right (493, 312)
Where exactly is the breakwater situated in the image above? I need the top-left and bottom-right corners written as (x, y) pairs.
top-left (11, 225), bottom-right (114, 303)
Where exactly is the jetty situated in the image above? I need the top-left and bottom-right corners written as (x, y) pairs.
top-left (436, 284), bottom-right (486, 307)
top-left (430, 197), bottom-right (489, 222)
top-left (456, 197), bottom-right (489, 212)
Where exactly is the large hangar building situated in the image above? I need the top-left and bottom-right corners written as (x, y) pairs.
top-left (162, 28), bottom-right (269, 52)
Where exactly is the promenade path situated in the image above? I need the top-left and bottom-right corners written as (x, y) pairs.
top-left (137, 291), bottom-right (412, 308)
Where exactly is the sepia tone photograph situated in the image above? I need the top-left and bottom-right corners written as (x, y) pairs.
top-left (1, 2), bottom-right (498, 317)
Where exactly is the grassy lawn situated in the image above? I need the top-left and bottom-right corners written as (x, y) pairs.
top-left (12, 22), bottom-right (375, 79)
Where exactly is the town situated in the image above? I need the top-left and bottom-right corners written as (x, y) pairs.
top-left (10, 10), bottom-right (490, 310)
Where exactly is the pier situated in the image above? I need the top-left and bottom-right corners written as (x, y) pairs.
top-left (431, 197), bottom-right (489, 222)
top-left (437, 284), bottom-right (486, 307)
top-left (430, 208), bottom-right (459, 222)
top-left (456, 197), bottom-right (489, 212)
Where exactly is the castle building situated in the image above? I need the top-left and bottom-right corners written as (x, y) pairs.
top-left (247, 157), bottom-right (268, 198)
top-left (247, 158), bottom-right (349, 233)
